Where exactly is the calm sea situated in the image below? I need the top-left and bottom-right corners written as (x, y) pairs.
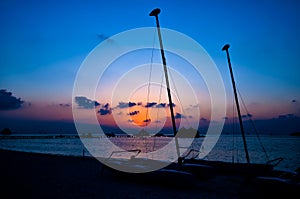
top-left (0, 134), bottom-right (299, 171)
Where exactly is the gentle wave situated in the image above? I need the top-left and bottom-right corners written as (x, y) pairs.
top-left (0, 135), bottom-right (299, 171)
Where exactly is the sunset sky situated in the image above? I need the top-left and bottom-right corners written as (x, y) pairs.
top-left (0, 0), bottom-right (300, 134)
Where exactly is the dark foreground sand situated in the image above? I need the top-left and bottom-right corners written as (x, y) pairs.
top-left (0, 149), bottom-right (296, 199)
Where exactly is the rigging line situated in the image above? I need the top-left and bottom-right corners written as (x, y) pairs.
top-left (237, 88), bottom-right (270, 162)
top-left (152, 74), bottom-right (164, 154)
top-left (143, 28), bottom-right (156, 159)
top-left (232, 92), bottom-right (240, 163)
top-left (168, 68), bottom-right (191, 127)
top-left (155, 73), bottom-right (164, 132)
top-left (232, 94), bottom-right (239, 163)
top-left (234, 98), bottom-right (239, 163)
top-left (232, 95), bottom-right (235, 163)
top-left (145, 28), bottom-right (157, 130)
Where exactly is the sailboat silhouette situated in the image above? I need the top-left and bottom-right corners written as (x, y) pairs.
top-left (101, 9), bottom-right (300, 190)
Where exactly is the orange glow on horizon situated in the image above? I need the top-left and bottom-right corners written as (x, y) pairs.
top-left (129, 106), bottom-right (151, 127)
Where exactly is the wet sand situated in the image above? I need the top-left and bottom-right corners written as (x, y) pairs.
top-left (0, 149), bottom-right (296, 199)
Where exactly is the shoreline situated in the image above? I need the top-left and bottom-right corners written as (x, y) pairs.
top-left (0, 149), bottom-right (296, 198)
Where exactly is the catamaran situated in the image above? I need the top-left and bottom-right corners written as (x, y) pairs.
top-left (101, 9), bottom-right (299, 189)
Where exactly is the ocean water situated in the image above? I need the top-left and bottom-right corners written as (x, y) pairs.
top-left (0, 134), bottom-right (299, 171)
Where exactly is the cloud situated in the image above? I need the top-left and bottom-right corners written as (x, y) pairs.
top-left (292, 99), bottom-right (297, 103)
top-left (168, 103), bottom-right (176, 107)
top-left (98, 109), bottom-right (111, 115)
top-left (128, 110), bottom-right (139, 116)
top-left (174, 112), bottom-right (186, 119)
top-left (0, 89), bottom-right (24, 110)
top-left (155, 103), bottom-right (166, 108)
top-left (115, 101), bottom-right (175, 109)
top-left (242, 113), bottom-right (253, 118)
top-left (116, 102), bottom-right (137, 109)
top-left (103, 103), bottom-right (109, 109)
top-left (98, 103), bottom-right (112, 115)
top-left (148, 102), bottom-right (176, 108)
top-left (129, 102), bottom-right (137, 107)
top-left (143, 119), bottom-right (151, 123)
top-left (59, 103), bottom-right (70, 108)
top-left (75, 96), bottom-right (100, 109)
top-left (145, 102), bottom-right (157, 108)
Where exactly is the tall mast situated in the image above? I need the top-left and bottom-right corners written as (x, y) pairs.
top-left (222, 44), bottom-right (250, 164)
top-left (149, 8), bottom-right (181, 163)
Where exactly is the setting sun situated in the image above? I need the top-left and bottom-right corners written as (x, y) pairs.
top-left (129, 106), bottom-right (151, 127)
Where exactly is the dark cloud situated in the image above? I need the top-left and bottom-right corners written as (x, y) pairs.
top-left (98, 103), bottom-right (112, 115)
top-left (242, 113), bottom-right (253, 118)
top-left (292, 99), bottom-right (297, 103)
top-left (116, 102), bottom-right (127, 109)
top-left (59, 103), bottom-right (70, 108)
top-left (144, 102), bottom-right (176, 108)
top-left (145, 102), bottom-right (157, 108)
top-left (155, 103), bottom-right (166, 108)
top-left (168, 103), bottom-right (176, 107)
top-left (143, 119), bottom-right (151, 123)
top-left (129, 102), bottom-right (137, 107)
top-left (115, 101), bottom-right (175, 109)
top-left (116, 102), bottom-right (137, 109)
top-left (0, 89), bottom-right (24, 110)
top-left (128, 110), bottom-right (139, 116)
top-left (98, 109), bottom-right (111, 115)
top-left (175, 113), bottom-right (186, 119)
top-left (75, 96), bottom-right (100, 109)
top-left (103, 103), bottom-right (109, 109)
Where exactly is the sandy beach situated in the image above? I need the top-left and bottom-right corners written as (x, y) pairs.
top-left (0, 149), bottom-right (297, 199)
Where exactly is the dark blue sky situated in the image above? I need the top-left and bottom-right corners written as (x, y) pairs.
top-left (0, 0), bottom-right (300, 133)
